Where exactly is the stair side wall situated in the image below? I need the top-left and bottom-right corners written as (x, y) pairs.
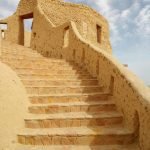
top-left (64, 22), bottom-right (150, 150)
top-left (0, 62), bottom-right (29, 149)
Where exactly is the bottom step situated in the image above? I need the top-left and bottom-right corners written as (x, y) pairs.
top-left (18, 126), bottom-right (134, 145)
top-left (14, 143), bottom-right (140, 150)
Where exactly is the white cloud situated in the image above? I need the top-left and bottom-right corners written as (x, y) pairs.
top-left (95, 0), bottom-right (111, 13)
top-left (92, 1), bottom-right (142, 45)
top-left (135, 5), bottom-right (150, 36)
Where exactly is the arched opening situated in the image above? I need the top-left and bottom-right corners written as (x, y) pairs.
top-left (81, 49), bottom-right (85, 64)
top-left (109, 76), bottom-right (114, 95)
top-left (60, 54), bottom-right (63, 59)
top-left (63, 26), bottom-right (69, 48)
top-left (1, 30), bottom-right (5, 39)
top-left (46, 51), bottom-right (49, 57)
top-left (96, 24), bottom-right (102, 44)
top-left (96, 59), bottom-right (99, 76)
top-left (73, 49), bottom-right (76, 60)
top-left (134, 111), bottom-right (140, 141)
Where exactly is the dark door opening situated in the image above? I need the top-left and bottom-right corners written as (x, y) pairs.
top-left (96, 24), bottom-right (102, 44)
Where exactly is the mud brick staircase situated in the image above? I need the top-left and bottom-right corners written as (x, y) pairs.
top-left (1, 42), bottom-right (139, 149)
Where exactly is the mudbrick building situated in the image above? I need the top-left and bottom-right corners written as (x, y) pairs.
top-left (0, 0), bottom-right (150, 149)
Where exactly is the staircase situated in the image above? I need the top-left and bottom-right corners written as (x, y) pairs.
top-left (1, 42), bottom-right (139, 149)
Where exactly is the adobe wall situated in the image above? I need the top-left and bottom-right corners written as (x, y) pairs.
top-left (0, 0), bottom-right (150, 149)
top-left (0, 0), bottom-right (35, 45)
top-left (40, 0), bottom-right (111, 53)
top-left (30, 7), bottom-right (65, 57)
top-left (0, 62), bottom-right (29, 149)
top-left (0, 15), bottom-right (24, 45)
top-left (0, 30), bottom-right (28, 149)
top-left (16, 0), bottom-right (36, 16)
top-left (0, 0), bottom-right (111, 53)
top-left (30, 2), bottom-right (111, 57)
top-left (65, 22), bottom-right (150, 150)
top-left (31, 12), bottom-right (150, 148)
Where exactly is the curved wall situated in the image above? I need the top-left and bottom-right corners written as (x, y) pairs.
top-left (0, 62), bottom-right (29, 149)
top-left (65, 22), bottom-right (150, 150)
top-left (40, 0), bottom-right (111, 53)
top-left (31, 14), bottom-right (150, 148)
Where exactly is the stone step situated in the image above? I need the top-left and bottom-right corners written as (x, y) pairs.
top-left (2, 59), bottom-right (72, 69)
top-left (22, 79), bottom-right (98, 86)
top-left (14, 143), bottom-right (140, 150)
top-left (1, 55), bottom-right (59, 60)
top-left (1, 56), bottom-right (74, 66)
top-left (28, 100), bottom-right (116, 114)
top-left (1, 58), bottom-right (75, 67)
top-left (2, 48), bottom-right (38, 52)
top-left (26, 86), bottom-right (103, 95)
top-left (18, 126), bottom-right (134, 145)
top-left (25, 111), bottom-right (122, 128)
top-left (1, 55), bottom-right (74, 64)
top-left (2, 45), bottom-right (37, 52)
top-left (29, 93), bottom-right (110, 104)
top-left (15, 68), bottom-right (88, 75)
top-left (8, 65), bottom-right (80, 70)
top-left (18, 74), bottom-right (95, 80)
top-left (1, 57), bottom-right (76, 65)
top-left (2, 51), bottom-right (42, 58)
top-left (1, 61), bottom-right (81, 71)
top-left (16, 71), bottom-right (88, 76)
top-left (2, 48), bottom-right (42, 55)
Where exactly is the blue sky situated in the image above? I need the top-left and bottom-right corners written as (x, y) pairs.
top-left (0, 0), bottom-right (150, 85)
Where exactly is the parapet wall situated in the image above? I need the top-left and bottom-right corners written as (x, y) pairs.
top-left (63, 22), bottom-right (150, 150)
top-left (40, 0), bottom-right (111, 53)
top-left (32, 7), bottom-right (150, 147)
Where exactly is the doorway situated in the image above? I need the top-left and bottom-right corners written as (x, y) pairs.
top-left (0, 23), bottom-right (8, 39)
top-left (19, 13), bottom-right (33, 47)
top-left (23, 18), bottom-right (33, 47)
